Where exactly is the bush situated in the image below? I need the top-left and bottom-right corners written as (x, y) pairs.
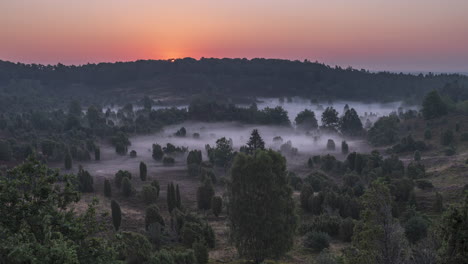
top-left (406, 162), bottom-right (426, 179)
top-left (77, 166), bottom-right (94, 193)
top-left (415, 180), bottom-right (434, 190)
top-left (424, 129), bottom-right (432, 140)
top-left (152, 144), bottom-right (164, 160)
top-left (129, 150), bottom-right (137, 157)
top-left (139, 161), bottom-right (147, 181)
top-left (441, 129), bottom-right (454, 146)
top-left (111, 200), bottom-right (121, 231)
top-left (121, 177), bottom-right (133, 197)
top-left (104, 178), bottom-right (112, 197)
top-left (163, 156), bottom-right (175, 165)
top-left (304, 232), bottom-right (330, 252)
top-left (115, 231), bottom-right (152, 264)
top-left (211, 196), bottom-right (223, 217)
top-left (341, 141), bottom-right (349, 154)
top-left (404, 216), bottom-right (429, 244)
top-left (145, 204), bottom-right (165, 230)
top-left (197, 180), bottom-right (214, 210)
top-left (414, 150), bottom-right (421, 161)
top-left (193, 241), bottom-right (208, 264)
top-left (339, 218), bottom-right (355, 242)
top-left (141, 185), bottom-right (159, 204)
top-left (326, 139), bottom-right (335, 150)
top-left (300, 214), bottom-right (341, 237)
top-left (151, 180), bottom-right (160, 196)
top-left (115, 170), bottom-right (132, 188)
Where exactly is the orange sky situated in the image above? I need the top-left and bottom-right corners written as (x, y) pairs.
top-left (1, 0), bottom-right (467, 72)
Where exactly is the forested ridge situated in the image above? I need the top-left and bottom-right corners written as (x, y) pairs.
top-left (1, 58), bottom-right (466, 105)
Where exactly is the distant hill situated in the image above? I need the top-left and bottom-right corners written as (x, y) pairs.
top-left (0, 58), bottom-right (467, 104)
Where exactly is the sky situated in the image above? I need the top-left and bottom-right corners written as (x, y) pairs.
top-left (1, 0), bottom-right (468, 73)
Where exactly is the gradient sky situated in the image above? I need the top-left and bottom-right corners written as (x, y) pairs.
top-left (1, 0), bottom-right (468, 72)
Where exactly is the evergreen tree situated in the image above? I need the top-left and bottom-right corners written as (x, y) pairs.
top-left (433, 192), bottom-right (444, 213)
top-left (321, 107), bottom-right (339, 131)
top-left (176, 184), bottom-right (182, 209)
top-left (111, 200), bottom-right (122, 231)
top-left (245, 129), bottom-right (265, 154)
top-left (152, 144), bottom-right (164, 160)
top-left (139, 161), bottom-right (147, 181)
top-left (295, 109), bottom-right (318, 131)
top-left (340, 108), bottom-right (363, 136)
top-left (145, 204), bottom-right (165, 230)
top-left (104, 178), bottom-right (112, 197)
top-left (422, 90), bottom-right (448, 119)
top-left (228, 150), bottom-right (297, 263)
top-left (197, 179), bottom-right (215, 210)
top-left (167, 183), bottom-right (176, 213)
top-left (414, 150), bottom-right (421, 161)
top-left (77, 166), bottom-right (94, 193)
top-left (211, 196), bottom-right (223, 217)
top-left (94, 146), bottom-right (100, 161)
top-left (346, 182), bottom-right (410, 264)
top-left (121, 177), bottom-right (132, 197)
top-left (341, 141), bottom-right (349, 155)
top-left (65, 150), bottom-right (72, 170)
top-left (187, 150), bottom-right (202, 165)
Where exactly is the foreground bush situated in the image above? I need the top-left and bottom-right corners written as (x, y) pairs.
top-left (304, 231), bottom-right (330, 252)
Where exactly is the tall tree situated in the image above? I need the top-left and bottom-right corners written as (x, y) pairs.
top-left (111, 200), bottom-right (122, 231)
top-left (295, 109), bottom-right (318, 131)
top-left (139, 161), bottom-right (147, 181)
top-left (346, 182), bottom-right (410, 264)
top-left (246, 129), bottom-right (265, 154)
top-left (321, 107), bottom-right (339, 131)
top-left (228, 150), bottom-right (297, 263)
top-left (340, 108), bottom-right (363, 136)
top-left (422, 90), bottom-right (448, 119)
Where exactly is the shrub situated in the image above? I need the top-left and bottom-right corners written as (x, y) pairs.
top-left (415, 180), bottom-right (434, 190)
top-left (424, 129), bottom-right (432, 140)
top-left (115, 170), bottom-right (132, 188)
top-left (304, 231), bottom-right (330, 252)
top-left (104, 178), bottom-right (112, 197)
top-left (341, 141), bottom-right (349, 154)
top-left (326, 139), bottom-right (335, 150)
top-left (163, 156), bottom-right (175, 165)
top-left (129, 150), bottom-right (137, 157)
top-left (77, 166), bottom-right (94, 193)
top-left (441, 129), bottom-right (454, 146)
top-left (300, 214), bottom-right (341, 237)
top-left (211, 196), bottom-right (223, 217)
top-left (115, 231), bottom-right (152, 264)
top-left (145, 204), bottom-right (165, 230)
top-left (151, 180), bottom-right (160, 196)
top-left (141, 185), bottom-right (159, 204)
top-left (152, 144), bottom-right (164, 160)
top-left (197, 180), bottom-right (214, 210)
top-left (414, 150), bottom-right (421, 161)
top-left (139, 161), bottom-right (147, 181)
top-left (187, 150), bottom-right (202, 165)
top-left (300, 184), bottom-right (314, 210)
top-left (111, 200), bottom-right (121, 231)
top-left (147, 222), bottom-right (162, 247)
top-left (406, 162), bottom-right (426, 179)
top-left (193, 241), bottom-right (209, 264)
top-left (404, 216), bottom-right (429, 244)
top-left (121, 177), bottom-right (133, 197)
top-left (289, 172), bottom-right (303, 190)
top-left (339, 218), bottom-right (354, 242)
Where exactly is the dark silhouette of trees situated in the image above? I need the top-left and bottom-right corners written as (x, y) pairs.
top-left (245, 129), bottom-right (265, 154)
top-left (321, 107), bottom-right (339, 131)
top-left (295, 109), bottom-right (318, 131)
top-left (340, 108), bottom-right (363, 136)
top-left (422, 90), bottom-right (448, 119)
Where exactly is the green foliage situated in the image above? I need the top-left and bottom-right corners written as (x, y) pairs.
top-left (114, 170), bottom-right (131, 188)
top-left (368, 115), bottom-right (400, 146)
top-left (145, 204), bottom-right (165, 230)
top-left (211, 196), bottom-right (223, 217)
top-left (422, 90), bottom-right (448, 119)
top-left (166, 182), bottom-right (181, 213)
top-left (392, 134), bottom-right (427, 153)
top-left (436, 193), bottom-right (468, 263)
top-left (441, 129), bottom-right (455, 146)
top-left (148, 249), bottom-right (196, 264)
top-left (111, 200), bottom-right (121, 231)
top-left (142, 185), bottom-right (159, 204)
top-left (197, 179), bottom-right (215, 210)
top-left (339, 218), bottom-right (355, 242)
top-left (304, 232), bottom-right (330, 252)
top-left (139, 161), bottom-right (147, 181)
top-left (207, 137), bottom-right (234, 168)
top-left (341, 141), bottom-right (349, 155)
top-left (187, 149), bottom-right (202, 165)
top-left (65, 150), bottom-right (72, 169)
top-left (245, 129), bottom-right (265, 154)
top-left (228, 150), bottom-right (298, 263)
top-left (115, 231), bottom-right (152, 264)
top-left (111, 132), bottom-right (130, 155)
top-left (152, 143), bottom-right (164, 160)
top-left (77, 165), bottom-right (94, 193)
top-left (300, 214), bottom-right (341, 237)
top-left (151, 180), bottom-right (160, 196)
top-left (295, 109), bottom-right (318, 131)
top-left (121, 177), bottom-right (133, 197)
top-left (340, 108), bottom-right (363, 136)
top-left (406, 162), bottom-right (426, 179)
top-left (414, 150), bottom-right (421, 161)
top-left (163, 156), bottom-right (175, 165)
top-left (346, 182), bottom-right (410, 264)
top-left (104, 178), bottom-right (112, 197)
top-left (193, 241), bottom-right (209, 264)
top-left (404, 216), bottom-right (429, 244)
top-left (321, 107), bottom-right (339, 131)
top-left (424, 129), bottom-right (432, 140)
